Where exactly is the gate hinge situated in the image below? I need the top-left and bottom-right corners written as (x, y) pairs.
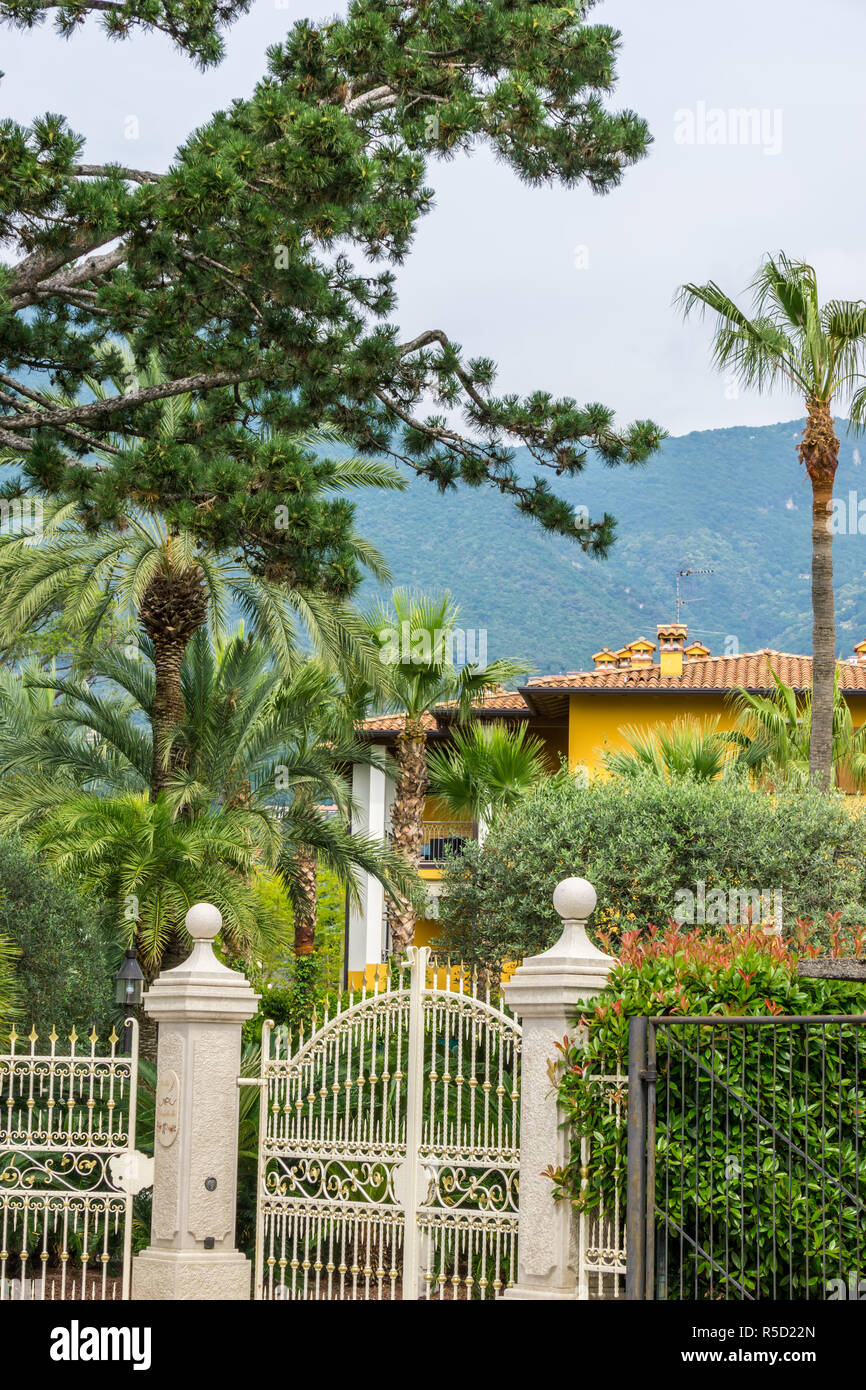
top-left (639, 1066), bottom-right (658, 1083)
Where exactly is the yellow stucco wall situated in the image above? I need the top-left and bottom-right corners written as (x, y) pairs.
top-left (568, 693), bottom-right (733, 772)
top-left (567, 691), bottom-right (866, 773)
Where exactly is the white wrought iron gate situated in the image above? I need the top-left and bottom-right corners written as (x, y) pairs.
top-left (252, 947), bottom-right (521, 1300)
top-left (0, 1021), bottom-right (151, 1301)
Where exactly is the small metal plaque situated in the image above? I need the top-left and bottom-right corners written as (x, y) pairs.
top-left (155, 1069), bottom-right (180, 1148)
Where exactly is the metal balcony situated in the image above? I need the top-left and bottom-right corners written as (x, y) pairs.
top-left (419, 820), bottom-right (477, 865)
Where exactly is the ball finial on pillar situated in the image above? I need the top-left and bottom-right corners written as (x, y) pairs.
top-left (185, 902), bottom-right (223, 941)
top-left (552, 876), bottom-right (597, 923)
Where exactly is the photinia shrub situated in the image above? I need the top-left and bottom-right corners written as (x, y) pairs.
top-left (555, 921), bottom-right (866, 1299)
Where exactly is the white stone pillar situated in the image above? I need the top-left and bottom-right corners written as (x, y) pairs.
top-left (501, 876), bottom-right (615, 1301)
top-left (132, 903), bottom-right (259, 1300)
top-left (348, 762), bottom-right (390, 974)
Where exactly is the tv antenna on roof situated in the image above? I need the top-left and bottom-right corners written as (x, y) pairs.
top-left (675, 568), bottom-right (714, 624)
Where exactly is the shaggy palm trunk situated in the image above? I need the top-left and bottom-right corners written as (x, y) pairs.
top-left (139, 567), bottom-right (208, 798)
top-left (388, 717), bottom-right (428, 954)
top-left (800, 401), bottom-right (840, 789)
top-left (293, 847), bottom-right (318, 955)
top-left (137, 565), bottom-right (209, 1057)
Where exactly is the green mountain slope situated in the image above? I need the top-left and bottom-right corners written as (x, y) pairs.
top-left (353, 419), bottom-right (866, 675)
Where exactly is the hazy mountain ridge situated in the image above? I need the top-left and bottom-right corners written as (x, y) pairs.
top-left (353, 419), bottom-right (866, 675)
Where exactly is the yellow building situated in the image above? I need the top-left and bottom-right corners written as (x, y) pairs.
top-left (347, 624), bottom-right (866, 981)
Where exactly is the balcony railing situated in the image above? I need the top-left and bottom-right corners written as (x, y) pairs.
top-left (419, 820), bottom-right (477, 865)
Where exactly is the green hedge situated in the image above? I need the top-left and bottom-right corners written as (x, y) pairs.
top-left (555, 926), bottom-right (866, 1300)
top-left (0, 835), bottom-right (118, 1036)
top-left (436, 772), bottom-right (866, 975)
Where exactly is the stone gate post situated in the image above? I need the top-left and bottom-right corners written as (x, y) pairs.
top-left (501, 876), bottom-right (615, 1301)
top-left (132, 903), bottom-right (259, 1300)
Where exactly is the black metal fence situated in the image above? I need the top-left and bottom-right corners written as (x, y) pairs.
top-left (626, 1015), bottom-right (866, 1300)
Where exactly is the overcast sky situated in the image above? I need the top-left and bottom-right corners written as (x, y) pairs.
top-left (3, 0), bottom-right (866, 439)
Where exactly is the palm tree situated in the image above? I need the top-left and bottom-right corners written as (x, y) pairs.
top-left (427, 722), bottom-right (547, 831)
top-left (678, 254), bottom-right (866, 789)
top-left (0, 629), bottom-right (414, 975)
top-left (0, 348), bottom-right (403, 796)
top-left (727, 671), bottom-right (866, 790)
top-left (601, 715), bottom-right (734, 782)
top-left (363, 590), bottom-right (529, 951)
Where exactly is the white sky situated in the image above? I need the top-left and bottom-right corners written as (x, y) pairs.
top-left (3, 0), bottom-right (866, 437)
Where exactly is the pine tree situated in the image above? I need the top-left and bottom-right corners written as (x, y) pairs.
top-left (1, 0), bottom-right (663, 566)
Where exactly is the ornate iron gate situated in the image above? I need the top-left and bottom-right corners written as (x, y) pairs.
top-left (252, 947), bottom-right (521, 1300)
top-left (626, 1014), bottom-right (866, 1300)
top-left (0, 1021), bottom-right (151, 1301)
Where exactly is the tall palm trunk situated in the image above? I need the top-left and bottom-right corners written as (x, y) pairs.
top-left (293, 847), bottom-right (318, 955)
top-left (801, 401), bottom-right (840, 788)
top-left (291, 784), bottom-right (319, 955)
top-left (293, 856), bottom-right (319, 956)
top-left (137, 565), bottom-right (208, 1045)
top-left (139, 567), bottom-right (208, 797)
top-left (388, 716), bottom-right (428, 953)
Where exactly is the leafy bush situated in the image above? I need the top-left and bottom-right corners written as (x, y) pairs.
top-left (0, 930), bottom-right (20, 1039)
top-left (243, 868), bottom-right (346, 1042)
top-left (436, 771), bottom-right (866, 975)
top-left (555, 923), bottom-right (866, 1300)
top-left (0, 836), bottom-right (118, 1035)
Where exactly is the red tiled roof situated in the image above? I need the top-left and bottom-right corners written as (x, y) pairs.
top-left (359, 711), bottom-right (438, 734)
top-left (436, 689), bottom-right (529, 713)
top-left (357, 650), bottom-right (866, 737)
top-left (526, 651), bottom-right (866, 693)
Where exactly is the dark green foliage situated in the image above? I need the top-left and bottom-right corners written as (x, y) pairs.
top-left (556, 929), bottom-right (866, 1299)
top-left (244, 867), bottom-right (347, 1043)
top-left (1, 0), bottom-right (662, 567)
top-left (0, 835), bottom-right (118, 1034)
top-left (0, 926), bottom-right (19, 1036)
top-left (436, 772), bottom-right (866, 975)
top-left (0, 0), bottom-right (251, 66)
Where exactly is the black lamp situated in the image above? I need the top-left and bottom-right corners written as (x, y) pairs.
top-left (115, 948), bottom-right (144, 1052)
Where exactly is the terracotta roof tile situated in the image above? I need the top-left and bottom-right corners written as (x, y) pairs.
top-left (359, 688), bottom-right (531, 734)
top-left (436, 689), bottom-right (529, 713)
top-left (359, 711), bottom-right (439, 734)
top-left (358, 650), bottom-right (866, 736)
top-left (526, 651), bottom-right (866, 693)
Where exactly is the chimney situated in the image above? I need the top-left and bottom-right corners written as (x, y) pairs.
top-left (613, 647), bottom-right (632, 669)
top-left (625, 638), bottom-right (655, 667)
top-left (591, 647), bottom-right (616, 670)
top-left (684, 639), bottom-right (711, 663)
top-left (657, 623), bottom-right (687, 678)
top-left (852, 641), bottom-right (866, 665)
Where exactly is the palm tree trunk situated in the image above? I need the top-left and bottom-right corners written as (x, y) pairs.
top-left (149, 635), bottom-right (188, 796)
top-left (139, 567), bottom-right (208, 797)
top-left (801, 402), bottom-right (840, 789)
top-left (293, 846), bottom-right (318, 955)
top-left (388, 717), bottom-right (428, 953)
